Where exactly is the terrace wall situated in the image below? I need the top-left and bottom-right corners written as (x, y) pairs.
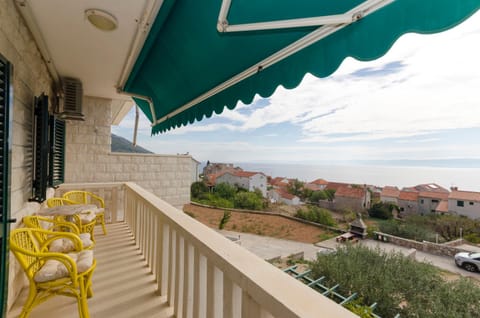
top-left (65, 96), bottom-right (195, 208)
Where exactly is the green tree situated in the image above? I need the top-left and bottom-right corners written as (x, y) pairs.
top-left (310, 190), bottom-right (328, 202)
top-left (325, 189), bottom-right (336, 201)
top-left (368, 202), bottom-right (394, 219)
top-left (287, 179), bottom-right (304, 196)
top-left (311, 244), bottom-right (480, 318)
top-left (214, 182), bottom-right (237, 200)
top-left (234, 192), bottom-right (263, 210)
top-left (191, 181), bottom-right (208, 199)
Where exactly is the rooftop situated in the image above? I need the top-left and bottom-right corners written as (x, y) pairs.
top-left (418, 191), bottom-right (449, 200)
top-left (335, 186), bottom-right (365, 199)
top-left (220, 170), bottom-right (265, 178)
top-left (398, 191), bottom-right (419, 201)
top-left (435, 200), bottom-right (449, 213)
top-left (381, 186), bottom-right (400, 198)
top-left (449, 190), bottom-right (480, 202)
top-left (275, 188), bottom-right (297, 200)
top-left (310, 179), bottom-right (328, 186)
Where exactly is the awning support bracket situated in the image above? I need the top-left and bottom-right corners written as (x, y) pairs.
top-left (154, 0), bottom-right (393, 127)
top-left (217, 0), bottom-right (391, 33)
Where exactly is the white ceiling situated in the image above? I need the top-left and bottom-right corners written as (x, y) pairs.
top-left (19, 0), bottom-right (156, 101)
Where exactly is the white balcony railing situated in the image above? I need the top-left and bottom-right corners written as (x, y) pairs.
top-left (56, 182), bottom-right (356, 318)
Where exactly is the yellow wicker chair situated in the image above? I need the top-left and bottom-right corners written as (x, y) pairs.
top-left (23, 215), bottom-right (95, 250)
top-left (9, 228), bottom-right (96, 318)
top-left (46, 197), bottom-right (77, 208)
top-left (45, 198), bottom-right (97, 242)
top-left (63, 191), bottom-right (107, 235)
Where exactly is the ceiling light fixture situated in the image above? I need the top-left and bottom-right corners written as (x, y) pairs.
top-left (85, 9), bottom-right (118, 31)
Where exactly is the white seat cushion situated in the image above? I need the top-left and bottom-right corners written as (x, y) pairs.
top-left (49, 234), bottom-right (93, 253)
top-left (34, 250), bottom-right (94, 283)
top-left (78, 211), bottom-right (96, 224)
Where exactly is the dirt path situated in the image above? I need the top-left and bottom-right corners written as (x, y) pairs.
top-left (183, 204), bottom-right (333, 243)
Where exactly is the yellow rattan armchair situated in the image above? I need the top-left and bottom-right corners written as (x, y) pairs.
top-left (9, 228), bottom-right (96, 318)
top-left (23, 215), bottom-right (95, 250)
top-left (63, 191), bottom-right (107, 235)
top-left (46, 197), bottom-right (77, 208)
top-left (54, 214), bottom-right (97, 244)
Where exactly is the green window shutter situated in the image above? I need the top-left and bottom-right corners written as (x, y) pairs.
top-left (32, 94), bottom-right (49, 202)
top-left (48, 115), bottom-right (65, 186)
top-left (0, 53), bottom-right (12, 317)
top-left (0, 56), bottom-right (10, 221)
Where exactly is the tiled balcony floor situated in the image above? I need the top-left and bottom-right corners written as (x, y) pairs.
top-left (8, 223), bottom-right (173, 318)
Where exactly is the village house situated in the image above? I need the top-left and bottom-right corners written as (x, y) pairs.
top-left (397, 191), bottom-right (419, 215)
top-left (215, 171), bottom-right (267, 197)
top-left (380, 186), bottom-right (400, 204)
top-left (203, 162), bottom-right (242, 177)
top-left (305, 178), bottom-right (328, 191)
top-left (334, 186), bottom-right (371, 212)
top-left (418, 191), bottom-right (449, 214)
top-left (268, 176), bottom-right (291, 189)
top-left (448, 189), bottom-right (480, 219)
top-left (268, 188), bottom-right (301, 206)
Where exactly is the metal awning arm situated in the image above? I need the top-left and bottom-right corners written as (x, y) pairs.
top-left (218, 0), bottom-right (394, 33)
top-left (154, 0), bottom-right (394, 126)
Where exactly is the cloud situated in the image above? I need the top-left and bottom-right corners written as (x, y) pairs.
top-left (181, 12), bottom-right (480, 142)
top-left (113, 11), bottom-right (480, 163)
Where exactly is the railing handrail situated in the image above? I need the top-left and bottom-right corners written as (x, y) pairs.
top-left (124, 182), bottom-right (356, 318)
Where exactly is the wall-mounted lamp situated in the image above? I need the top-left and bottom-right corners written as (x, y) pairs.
top-left (85, 9), bottom-right (118, 31)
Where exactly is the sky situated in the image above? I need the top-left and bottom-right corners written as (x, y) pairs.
top-left (113, 10), bottom-right (480, 166)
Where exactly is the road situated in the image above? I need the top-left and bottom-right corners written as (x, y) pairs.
top-left (218, 229), bottom-right (480, 281)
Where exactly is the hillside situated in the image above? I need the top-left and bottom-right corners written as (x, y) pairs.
top-left (111, 134), bottom-right (153, 154)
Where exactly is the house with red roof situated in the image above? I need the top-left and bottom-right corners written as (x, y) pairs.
top-left (334, 186), bottom-right (371, 212)
top-left (448, 189), bottom-right (480, 219)
top-left (268, 188), bottom-right (301, 206)
top-left (397, 191), bottom-right (419, 215)
top-left (269, 177), bottom-right (290, 189)
top-left (380, 186), bottom-right (400, 204)
top-left (435, 200), bottom-right (449, 215)
top-left (215, 170), bottom-right (267, 197)
top-left (305, 178), bottom-right (329, 191)
top-left (418, 191), bottom-right (449, 215)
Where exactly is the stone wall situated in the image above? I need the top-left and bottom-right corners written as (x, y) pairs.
top-left (65, 96), bottom-right (194, 208)
top-left (1, 0), bottom-right (55, 309)
top-left (334, 197), bottom-right (365, 212)
top-left (373, 231), bottom-right (469, 257)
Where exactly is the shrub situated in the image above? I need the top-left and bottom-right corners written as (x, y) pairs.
top-left (196, 193), bottom-right (234, 208)
top-left (218, 210), bottom-right (231, 229)
top-left (233, 192), bottom-right (263, 210)
top-left (295, 206), bottom-right (336, 227)
top-left (310, 190), bottom-right (328, 202)
top-left (311, 244), bottom-right (480, 318)
top-left (379, 219), bottom-right (435, 242)
top-left (214, 182), bottom-right (237, 200)
top-left (191, 181), bottom-right (208, 199)
top-left (368, 202), bottom-right (393, 219)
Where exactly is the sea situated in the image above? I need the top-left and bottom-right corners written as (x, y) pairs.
top-left (215, 161), bottom-right (480, 192)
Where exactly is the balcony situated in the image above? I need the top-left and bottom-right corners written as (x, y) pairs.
top-left (8, 182), bottom-right (356, 318)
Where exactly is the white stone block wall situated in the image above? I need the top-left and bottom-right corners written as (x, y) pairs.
top-left (65, 96), bottom-right (194, 209)
top-left (1, 0), bottom-right (56, 310)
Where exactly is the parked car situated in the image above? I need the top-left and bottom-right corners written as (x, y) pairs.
top-left (454, 252), bottom-right (480, 272)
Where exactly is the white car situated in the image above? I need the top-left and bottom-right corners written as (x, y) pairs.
top-left (454, 252), bottom-right (480, 272)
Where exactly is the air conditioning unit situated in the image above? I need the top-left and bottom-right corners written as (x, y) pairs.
top-left (59, 77), bottom-right (84, 120)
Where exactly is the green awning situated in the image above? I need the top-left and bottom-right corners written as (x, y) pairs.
top-left (123, 0), bottom-right (480, 135)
